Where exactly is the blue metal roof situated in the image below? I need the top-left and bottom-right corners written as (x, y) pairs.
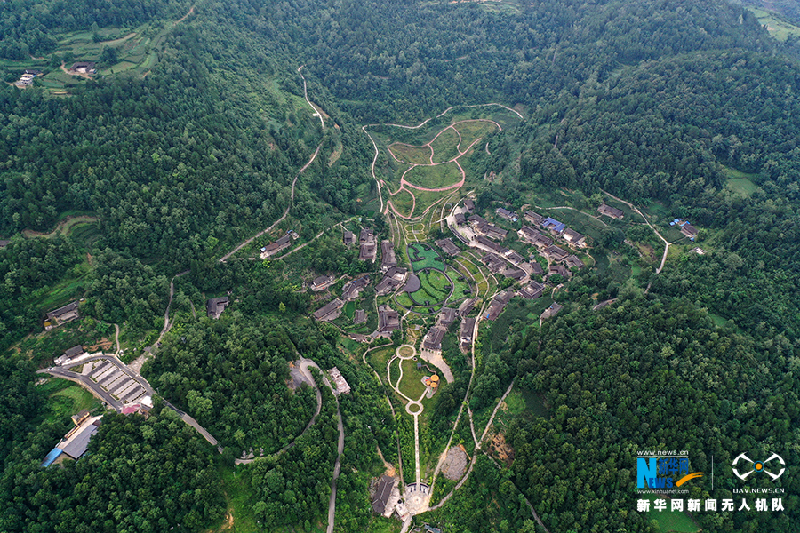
top-left (542, 218), bottom-right (565, 233)
top-left (42, 448), bottom-right (63, 467)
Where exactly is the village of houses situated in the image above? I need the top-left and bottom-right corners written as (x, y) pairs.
top-left (252, 195), bottom-right (701, 407)
top-left (298, 198), bottom-right (627, 347)
top-left (31, 191), bottom-right (702, 524)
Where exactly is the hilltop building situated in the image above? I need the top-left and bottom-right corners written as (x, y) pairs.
top-left (206, 297), bottom-right (229, 319)
top-left (314, 298), bottom-right (344, 322)
top-left (45, 301), bottom-right (80, 330)
top-left (598, 204), bottom-right (624, 219)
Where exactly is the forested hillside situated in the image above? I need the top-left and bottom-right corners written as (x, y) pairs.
top-left (1, 0), bottom-right (799, 531)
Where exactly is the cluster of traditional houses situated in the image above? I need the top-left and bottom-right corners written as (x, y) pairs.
top-left (312, 282), bottom-right (402, 337)
top-left (421, 298), bottom-right (476, 355)
top-left (311, 229), bottom-right (409, 338)
top-left (449, 199), bottom-right (588, 285)
top-left (515, 210), bottom-right (586, 279)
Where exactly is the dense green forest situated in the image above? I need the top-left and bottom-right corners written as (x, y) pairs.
top-left (0, 406), bottom-right (226, 532)
top-left (143, 317), bottom-right (319, 451)
top-left (1, 0), bottom-right (799, 530)
top-left (510, 296), bottom-right (798, 532)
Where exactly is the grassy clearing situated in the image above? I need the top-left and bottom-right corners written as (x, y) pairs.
top-left (343, 300), bottom-right (356, 320)
top-left (22, 215), bottom-right (98, 239)
top-left (639, 200), bottom-right (670, 225)
top-left (721, 165), bottom-right (760, 197)
top-left (726, 178), bottom-right (759, 197)
top-left (368, 347), bottom-right (396, 381)
top-left (662, 224), bottom-right (688, 243)
top-left (407, 244), bottom-right (445, 271)
top-left (37, 378), bottom-right (102, 425)
top-left (748, 7), bottom-right (800, 41)
top-left (452, 120), bottom-right (498, 150)
top-left (389, 143), bottom-right (431, 164)
top-left (643, 495), bottom-right (701, 532)
top-left (404, 162), bottom-right (463, 190)
top-left (399, 359), bottom-right (430, 400)
top-left (708, 313), bottom-right (727, 328)
top-left (389, 358), bottom-right (402, 387)
top-left (413, 189), bottom-right (453, 217)
top-left (217, 467), bottom-right (260, 533)
top-left (365, 516), bottom-right (403, 533)
top-left (429, 128), bottom-right (461, 163)
top-left (495, 388), bottom-right (553, 422)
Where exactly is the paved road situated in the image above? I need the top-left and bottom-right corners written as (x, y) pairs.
top-left (298, 66), bottom-right (325, 128)
top-left (162, 400), bottom-right (220, 449)
top-left (38, 367), bottom-right (123, 411)
top-left (327, 396), bottom-right (345, 533)
top-left (40, 355), bottom-right (221, 450)
top-left (235, 360), bottom-right (324, 465)
top-left (297, 358), bottom-right (345, 533)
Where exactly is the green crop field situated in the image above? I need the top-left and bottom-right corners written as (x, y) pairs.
top-left (407, 244), bottom-right (445, 271)
top-left (452, 120), bottom-right (499, 150)
top-left (404, 162), bottom-right (463, 190)
top-left (449, 275), bottom-right (472, 301)
top-left (389, 143), bottom-right (432, 164)
top-left (429, 128), bottom-right (461, 163)
top-left (396, 292), bottom-right (414, 309)
top-left (748, 7), bottom-right (800, 41)
top-left (409, 269), bottom-right (451, 307)
top-left (413, 188), bottom-right (455, 217)
top-left (548, 208), bottom-right (607, 242)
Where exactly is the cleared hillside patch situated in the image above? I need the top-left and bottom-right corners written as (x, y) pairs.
top-left (389, 143), bottom-right (432, 164)
top-left (429, 127), bottom-right (462, 163)
top-left (404, 162), bottom-right (463, 190)
top-left (452, 120), bottom-right (499, 150)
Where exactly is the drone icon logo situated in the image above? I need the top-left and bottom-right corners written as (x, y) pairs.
top-left (732, 453), bottom-right (786, 481)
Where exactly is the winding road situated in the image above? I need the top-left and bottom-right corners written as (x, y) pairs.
top-left (600, 189), bottom-right (670, 274)
top-left (298, 66), bottom-right (325, 129)
top-left (220, 143), bottom-right (322, 262)
top-left (38, 355), bottom-right (221, 450)
top-left (364, 104), bottom-right (522, 221)
top-left (234, 357), bottom-right (345, 532)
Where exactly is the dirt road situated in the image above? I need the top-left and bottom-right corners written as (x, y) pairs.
top-left (220, 143), bottom-right (322, 262)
